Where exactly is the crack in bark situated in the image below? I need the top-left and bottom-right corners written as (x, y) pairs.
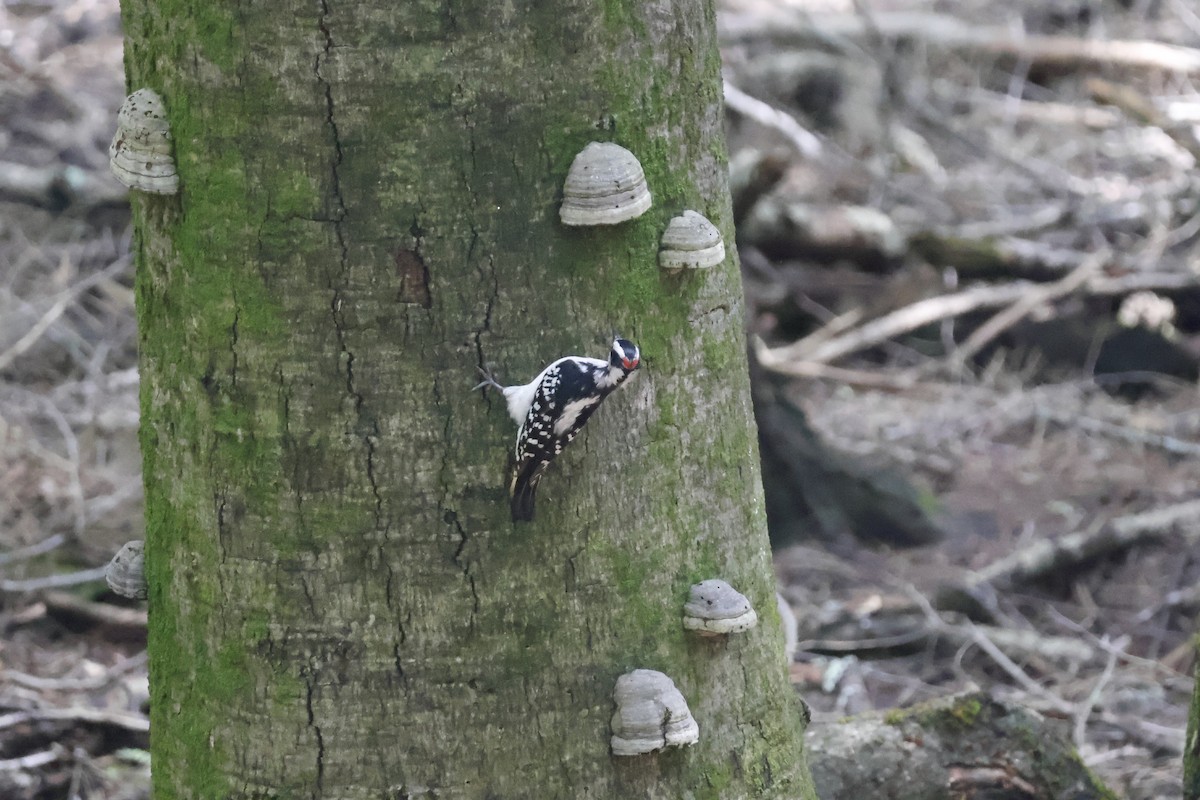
top-left (314, 0), bottom-right (346, 243)
top-left (444, 508), bottom-right (481, 623)
top-left (230, 306), bottom-right (240, 389)
top-left (304, 675), bottom-right (325, 795)
top-left (471, 247), bottom-right (498, 377)
top-left (564, 549), bottom-right (581, 593)
top-left (300, 575), bottom-right (318, 618)
top-left (383, 556), bottom-right (395, 609)
top-left (315, 0), bottom-right (384, 532)
top-left (215, 494), bottom-right (230, 563)
top-left (392, 642), bottom-right (407, 685)
top-left (278, 369), bottom-right (312, 538)
top-left (689, 302), bottom-right (732, 324)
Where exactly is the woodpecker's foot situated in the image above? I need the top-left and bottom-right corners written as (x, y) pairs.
top-left (474, 366), bottom-right (505, 393)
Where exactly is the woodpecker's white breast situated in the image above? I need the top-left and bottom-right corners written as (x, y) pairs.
top-left (502, 356), bottom-right (606, 425)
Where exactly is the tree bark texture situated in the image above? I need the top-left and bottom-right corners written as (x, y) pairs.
top-left (120, 0), bottom-right (814, 797)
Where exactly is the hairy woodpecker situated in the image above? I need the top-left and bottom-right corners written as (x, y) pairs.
top-left (477, 337), bottom-right (641, 521)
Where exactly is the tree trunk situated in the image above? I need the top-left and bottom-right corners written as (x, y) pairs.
top-left (121, 0), bottom-right (815, 797)
top-left (1187, 636), bottom-right (1200, 800)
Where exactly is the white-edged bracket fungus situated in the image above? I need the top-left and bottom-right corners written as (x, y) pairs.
top-left (659, 210), bottom-right (725, 270)
top-left (682, 579), bottom-right (758, 637)
top-left (108, 88), bottom-right (179, 195)
top-left (559, 141), bottom-right (652, 226)
top-left (610, 668), bottom-right (699, 756)
top-left (105, 540), bottom-right (147, 600)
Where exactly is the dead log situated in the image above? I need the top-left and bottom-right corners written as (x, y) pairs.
top-left (807, 691), bottom-right (1117, 800)
top-left (750, 347), bottom-right (944, 549)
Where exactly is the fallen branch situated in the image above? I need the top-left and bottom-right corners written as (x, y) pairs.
top-left (1036, 407), bottom-right (1200, 459)
top-left (0, 534), bottom-right (66, 568)
top-left (948, 251), bottom-right (1107, 369)
top-left (0, 566), bottom-right (108, 593)
top-left (720, 10), bottom-right (1200, 75)
top-left (41, 591), bottom-right (147, 639)
top-left (757, 262), bottom-right (1200, 369)
top-left (965, 499), bottom-right (1200, 589)
top-left (0, 707), bottom-right (148, 735)
top-left (0, 748), bottom-right (61, 772)
top-left (806, 691), bottom-right (1117, 799)
top-left (723, 81), bottom-right (822, 158)
top-left (759, 281), bottom-right (1032, 367)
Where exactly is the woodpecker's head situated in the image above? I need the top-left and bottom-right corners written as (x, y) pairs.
top-left (610, 337), bottom-right (640, 375)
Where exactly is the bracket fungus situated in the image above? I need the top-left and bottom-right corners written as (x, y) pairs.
top-left (610, 669), bottom-right (699, 756)
top-left (108, 88), bottom-right (179, 195)
top-left (559, 141), bottom-right (652, 226)
top-left (105, 540), bottom-right (147, 600)
top-left (659, 210), bottom-right (726, 270)
top-left (682, 579), bottom-right (757, 636)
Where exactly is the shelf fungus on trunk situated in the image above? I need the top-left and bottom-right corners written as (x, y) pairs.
top-left (105, 540), bottom-right (147, 600)
top-left (610, 669), bottom-right (699, 756)
top-left (659, 210), bottom-right (725, 270)
top-left (682, 579), bottom-right (758, 636)
top-left (559, 141), bottom-right (652, 226)
top-left (108, 88), bottom-right (179, 195)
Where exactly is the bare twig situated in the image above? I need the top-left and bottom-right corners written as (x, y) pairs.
top-left (947, 251), bottom-right (1107, 370)
top-left (723, 81), bottom-right (822, 158)
top-left (41, 590), bottom-right (148, 634)
top-left (1036, 407), bottom-right (1200, 459)
top-left (720, 11), bottom-right (1200, 75)
top-left (0, 534), bottom-right (66, 567)
top-left (2, 651), bottom-right (147, 692)
top-left (0, 707), bottom-right (148, 734)
top-left (0, 748), bottom-right (62, 771)
top-left (0, 566), bottom-right (107, 593)
top-left (908, 586), bottom-right (1075, 714)
top-left (0, 255), bottom-right (130, 373)
top-left (1072, 637), bottom-right (1125, 749)
top-left (759, 282), bottom-right (1032, 367)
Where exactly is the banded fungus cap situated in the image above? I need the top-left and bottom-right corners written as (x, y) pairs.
top-left (610, 668), bottom-right (699, 756)
top-left (105, 540), bottom-right (147, 600)
top-left (659, 210), bottom-right (725, 270)
top-left (682, 579), bottom-right (757, 636)
top-left (559, 141), bottom-right (652, 226)
top-left (108, 88), bottom-right (179, 195)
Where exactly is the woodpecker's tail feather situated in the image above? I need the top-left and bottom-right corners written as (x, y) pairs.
top-left (510, 480), bottom-right (538, 522)
top-left (509, 462), bottom-right (548, 522)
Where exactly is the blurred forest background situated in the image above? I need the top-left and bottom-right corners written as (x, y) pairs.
top-left (1, 0), bottom-right (1198, 797)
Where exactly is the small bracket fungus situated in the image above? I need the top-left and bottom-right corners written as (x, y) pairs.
top-left (105, 540), bottom-right (147, 600)
top-left (682, 579), bottom-right (757, 636)
top-left (610, 669), bottom-right (699, 756)
top-left (108, 88), bottom-right (179, 195)
top-left (659, 210), bottom-right (725, 270)
top-left (559, 141), bottom-right (652, 226)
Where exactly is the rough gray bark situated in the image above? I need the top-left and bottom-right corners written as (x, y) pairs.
top-left (120, 0), bottom-right (815, 797)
